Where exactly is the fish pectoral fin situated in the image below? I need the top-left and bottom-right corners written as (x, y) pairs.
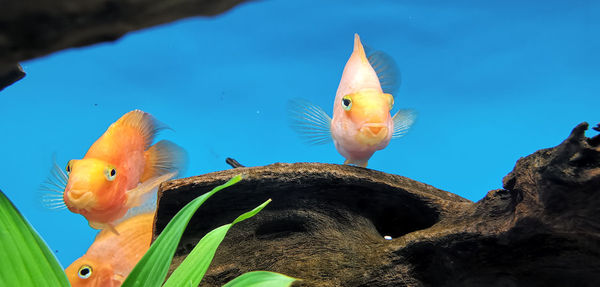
top-left (89, 221), bottom-right (120, 235)
top-left (39, 157), bottom-right (69, 211)
top-left (116, 190), bottom-right (158, 225)
top-left (126, 172), bottom-right (176, 208)
top-left (392, 109), bottom-right (416, 139)
top-left (106, 223), bottom-right (120, 236)
top-left (288, 98), bottom-right (332, 145)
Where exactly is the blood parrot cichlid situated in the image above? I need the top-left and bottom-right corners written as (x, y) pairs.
top-left (289, 34), bottom-right (415, 167)
top-left (65, 212), bottom-right (154, 286)
top-left (42, 110), bottom-right (186, 233)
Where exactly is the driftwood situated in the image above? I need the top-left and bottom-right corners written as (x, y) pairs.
top-left (156, 122), bottom-right (600, 286)
top-left (0, 0), bottom-right (248, 90)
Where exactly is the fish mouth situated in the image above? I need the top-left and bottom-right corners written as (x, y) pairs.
top-left (64, 190), bottom-right (96, 210)
top-left (356, 123), bottom-right (388, 146)
top-left (360, 123), bottom-right (388, 137)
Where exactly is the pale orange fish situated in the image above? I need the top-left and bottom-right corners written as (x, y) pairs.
top-left (42, 110), bottom-right (185, 233)
top-left (289, 34), bottom-right (415, 167)
top-left (65, 212), bottom-right (154, 287)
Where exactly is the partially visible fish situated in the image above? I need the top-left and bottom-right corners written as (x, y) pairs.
top-left (289, 34), bottom-right (415, 167)
top-left (41, 110), bottom-right (186, 233)
top-left (65, 212), bottom-right (154, 287)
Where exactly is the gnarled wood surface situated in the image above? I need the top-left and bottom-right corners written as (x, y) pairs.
top-left (156, 122), bottom-right (600, 286)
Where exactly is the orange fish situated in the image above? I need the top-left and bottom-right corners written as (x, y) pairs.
top-left (42, 110), bottom-right (185, 233)
top-left (65, 212), bottom-right (154, 287)
top-left (289, 34), bottom-right (415, 167)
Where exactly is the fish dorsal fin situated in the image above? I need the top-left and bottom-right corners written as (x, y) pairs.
top-left (288, 98), bottom-right (332, 145)
top-left (365, 45), bottom-right (401, 95)
top-left (141, 140), bottom-right (187, 182)
top-left (353, 33), bottom-right (368, 63)
top-left (337, 34), bottom-right (382, 97)
top-left (392, 109), bottom-right (416, 139)
top-left (114, 110), bottom-right (166, 150)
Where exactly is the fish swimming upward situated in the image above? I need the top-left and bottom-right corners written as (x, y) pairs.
top-left (41, 110), bottom-right (186, 233)
top-left (65, 212), bottom-right (154, 287)
top-left (289, 34), bottom-right (415, 167)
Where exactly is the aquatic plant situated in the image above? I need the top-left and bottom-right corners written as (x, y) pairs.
top-left (0, 175), bottom-right (297, 286)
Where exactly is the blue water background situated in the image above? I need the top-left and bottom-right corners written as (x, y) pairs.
top-left (1, 0), bottom-right (598, 269)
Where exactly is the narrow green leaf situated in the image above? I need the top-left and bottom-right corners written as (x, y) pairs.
top-left (163, 225), bottom-right (229, 287)
top-left (122, 174), bottom-right (242, 287)
top-left (223, 271), bottom-right (299, 287)
top-left (163, 199), bottom-right (271, 287)
top-left (0, 189), bottom-right (70, 287)
top-left (232, 199), bottom-right (270, 225)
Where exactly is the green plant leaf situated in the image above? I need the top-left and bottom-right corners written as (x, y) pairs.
top-left (0, 189), bottom-right (70, 287)
top-left (122, 174), bottom-right (242, 287)
top-left (163, 199), bottom-right (271, 287)
top-left (223, 271), bottom-right (299, 287)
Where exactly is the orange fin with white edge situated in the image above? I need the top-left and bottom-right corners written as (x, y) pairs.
top-left (141, 140), bottom-right (187, 182)
top-left (113, 110), bottom-right (166, 150)
top-left (126, 172), bottom-right (176, 208)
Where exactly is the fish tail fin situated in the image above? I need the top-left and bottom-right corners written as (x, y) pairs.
top-left (116, 110), bottom-right (167, 149)
top-left (141, 140), bottom-right (188, 182)
top-left (392, 109), bottom-right (416, 138)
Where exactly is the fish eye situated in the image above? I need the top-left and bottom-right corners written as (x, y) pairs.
top-left (387, 94), bottom-right (394, 110)
top-left (105, 166), bottom-right (117, 181)
top-left (78, 265), bottom-right (92, 279)
top-left (65, 160), bottom-right (73, 174)
top-left (342, 96), bottom-right (352, 111)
